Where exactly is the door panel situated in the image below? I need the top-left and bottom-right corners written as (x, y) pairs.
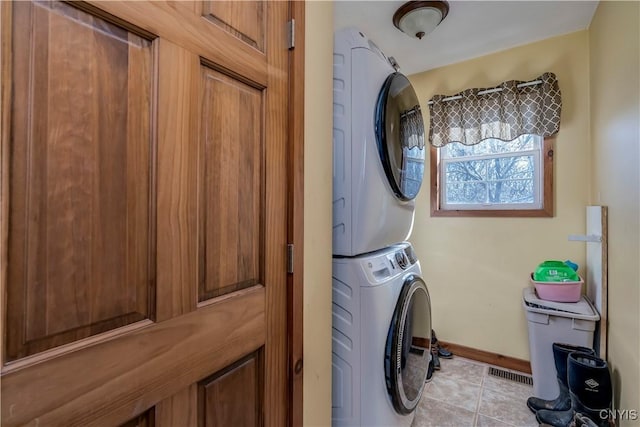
top-left (120, 409), bottom-right (155, 427)
top-left (6, 0), bottom-right (154, 362)
top-left (1, 0), bottom-right (291, 425)
top-left (200, 67), bottom-right (263, 302)
top-left (199, 352), bottom-right (263, 427)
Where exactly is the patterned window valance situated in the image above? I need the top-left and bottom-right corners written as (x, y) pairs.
top-left (428, 72), bottom-right (562, 147)
top-left (400, 107), bottom-right (425, 150)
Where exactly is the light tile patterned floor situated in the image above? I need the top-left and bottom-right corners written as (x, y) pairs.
top-left (412, 356), bottom-right (537, 427)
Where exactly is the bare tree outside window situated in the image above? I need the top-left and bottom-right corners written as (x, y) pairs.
top-left (440, 134), bottom-right (543, 209)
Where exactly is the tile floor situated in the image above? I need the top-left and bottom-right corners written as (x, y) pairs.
top-left (412, 356), bottom-right (538, 427)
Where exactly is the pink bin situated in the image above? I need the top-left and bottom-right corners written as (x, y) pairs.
top-left (530, 274), bottom-right (583, 303)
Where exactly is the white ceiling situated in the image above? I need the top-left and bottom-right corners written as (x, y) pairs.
top-left (334, 1), bottom-right (599, 75)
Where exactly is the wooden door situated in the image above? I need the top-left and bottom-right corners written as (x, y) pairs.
top-left (0, 1), bottom-right (293, 425)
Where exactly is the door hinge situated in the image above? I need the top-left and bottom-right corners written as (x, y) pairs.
top-left (287, 244), bottom-right (294, 274)
top-left (287, 19), bottom-right (295, 50)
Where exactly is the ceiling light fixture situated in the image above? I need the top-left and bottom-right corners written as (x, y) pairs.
top-left (393, 1), bottom-right (450, 40)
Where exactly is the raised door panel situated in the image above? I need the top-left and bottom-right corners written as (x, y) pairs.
top-left (202, 1), bottom-right (264, 51)
top-left (6, 1), bottom-right (154, 361)
top-left (198, 352), bottom-right (263, 427)
top-left (199, 67), bottom-right (262, 302)
top-left (120, 408), bottom-right (155, 427)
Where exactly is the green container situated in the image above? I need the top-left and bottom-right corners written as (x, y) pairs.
top-left (533, 261), bottom-right (580, 282)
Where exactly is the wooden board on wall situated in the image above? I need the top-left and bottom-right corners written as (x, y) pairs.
top-left (436, 341), bottom-right (533, 374)
top-left (585, 206), bottom-right (608, 359)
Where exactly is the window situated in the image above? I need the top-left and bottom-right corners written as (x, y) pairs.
top-left (402, 146), bottom-right (425, 198)
top-left (430, 135), bottom-right (553, 217)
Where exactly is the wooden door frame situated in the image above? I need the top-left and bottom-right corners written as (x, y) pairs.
top-left (288, 2), bottom-right (305, 426)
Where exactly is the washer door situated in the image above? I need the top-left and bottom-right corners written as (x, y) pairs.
top-left (375, 73), bottom-right (426, 201)
top-left (384, 275), bottom-right (432, 414)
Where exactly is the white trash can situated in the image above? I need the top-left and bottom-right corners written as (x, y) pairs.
top-left (522, 287), bottom-right (600, 399)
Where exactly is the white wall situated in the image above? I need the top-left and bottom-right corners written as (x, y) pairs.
top-left (409, 31), bottom-right (591, 360)
top-left (588, 1), bottom-right (640, 419)
top-left (303, 1), bottom-right (334, 425)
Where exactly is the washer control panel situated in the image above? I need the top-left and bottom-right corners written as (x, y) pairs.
top-left (362, 255), bottom-right (394, 283)
top-left (358, 245), bottom-right (419, 284)
top-left (404, 245), bottom-right (417, 264)
top-left (395, 251), bottom-right (408, 269)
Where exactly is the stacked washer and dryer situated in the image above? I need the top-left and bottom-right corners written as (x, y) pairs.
top-left (332, 28), bottom-right (432, 427)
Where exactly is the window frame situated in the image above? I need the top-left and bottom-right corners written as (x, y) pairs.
top-left (430, 137), bottom-right (554, 217)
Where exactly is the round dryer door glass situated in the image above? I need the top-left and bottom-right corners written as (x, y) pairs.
top-left (384, 275), bottom-right (432, 414)
top-left (375, 73), bottom-right (426, 201)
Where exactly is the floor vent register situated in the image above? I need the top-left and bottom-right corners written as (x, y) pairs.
top-left (488, 367), bottom-right (533, 386)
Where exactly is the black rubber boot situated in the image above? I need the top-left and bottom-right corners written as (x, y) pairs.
top-left (431, 346), bottom-right (441, 370)
top-left (527, 343), bottom-right (595, 413)
top-left (438, 347), bottom-right (453, 359)
top-left (425, 359), bottom-right (434, 383)
top-left (573, 412), bottom-right (600, 427)
top-left (536, 352), bottom-right (612, 427)
top-left (430, 329), bottom-right (453, 360)
top-left (567, 352), bottom-right (612, 427)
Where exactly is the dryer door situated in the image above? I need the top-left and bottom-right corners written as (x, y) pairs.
top-left (375, 73), bottom-right (426, 201)
top-left (384, 275), bottom-right (432, 414)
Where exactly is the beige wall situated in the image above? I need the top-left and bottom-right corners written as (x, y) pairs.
top-left (301, 1), bottom-right (639, 422)
top-left (303, 1), bottom-right (333, 425)
top-left (409, 31), bottom-right (591, 360)
top-left (589, 1), bottom-right (640, 418)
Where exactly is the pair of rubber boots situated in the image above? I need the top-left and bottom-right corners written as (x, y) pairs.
top-left (526, 343), bottom-right (612, 427)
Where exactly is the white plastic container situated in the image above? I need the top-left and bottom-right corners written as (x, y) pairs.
top-left (522, 287), bottom-right (600, 399)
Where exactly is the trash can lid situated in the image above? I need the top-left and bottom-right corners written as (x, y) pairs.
top-left (522, 287), bottom-right (600, 321)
